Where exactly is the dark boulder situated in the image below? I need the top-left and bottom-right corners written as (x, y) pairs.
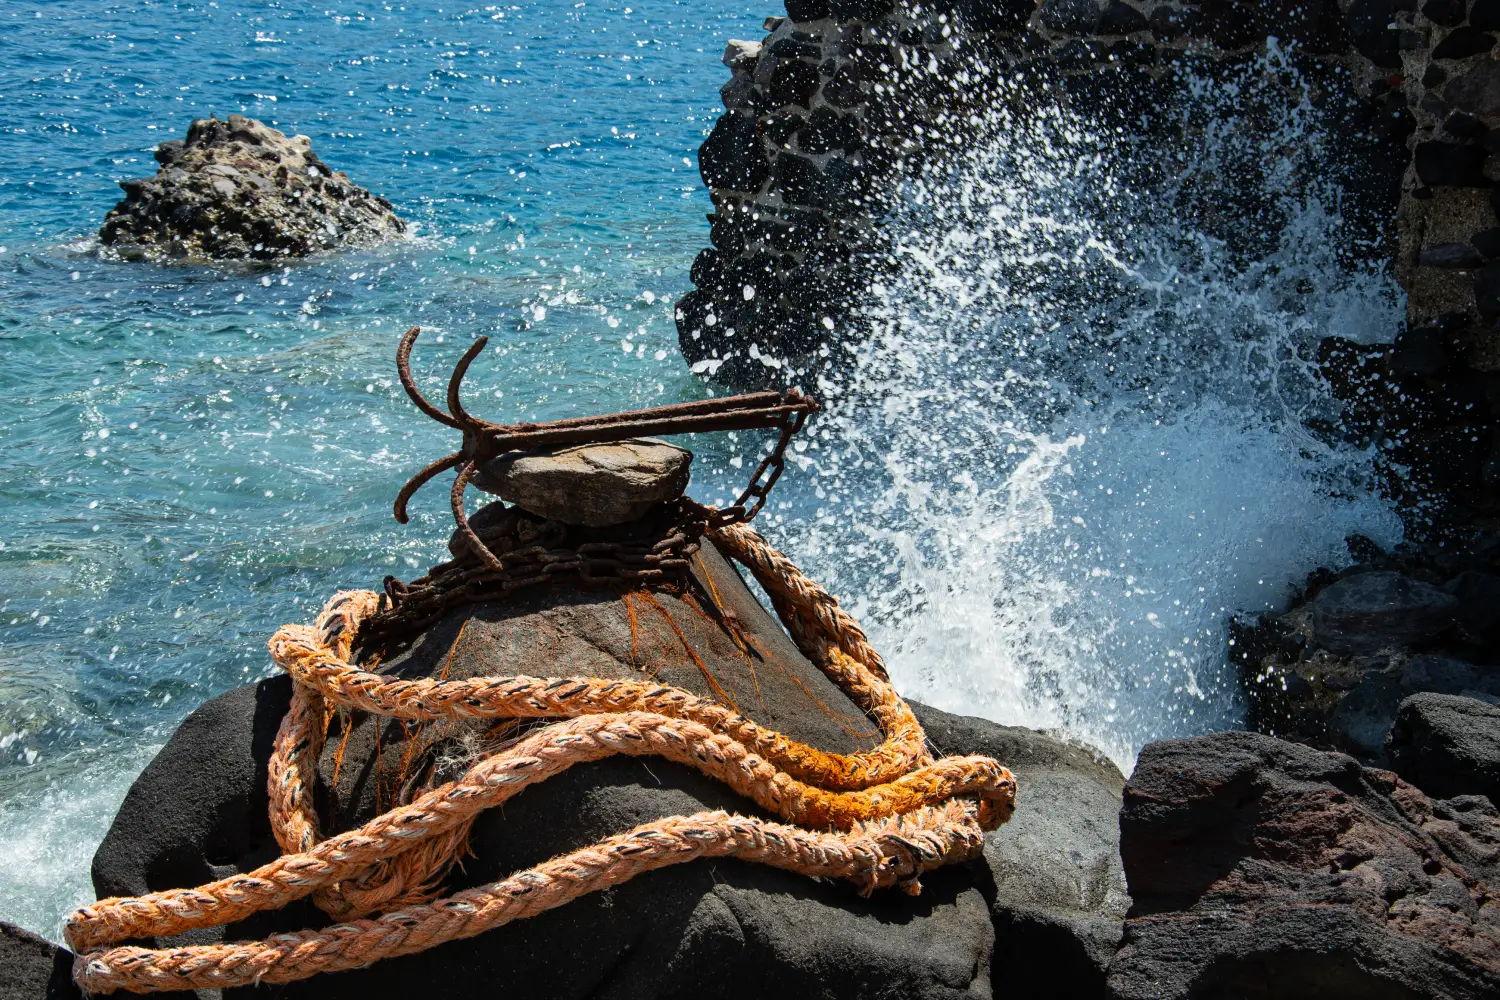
top-left (1328, 667), bottom-right (1406, 758)
top-left (1401, 654), bottom-right (1500, 701)
top-left (1035, 0), bottom-right (1103, 35)
top-left (91, 539), bottom-right (1127, 999)
top-left (1388, 693), bottom-right (1500, 802)
top-left (1446, 570), bottom-right (1500, 643)
top-left (0, 922), bottom-right (83, 1000)
top-left (1311, 571), bottom-right (1459, 655)
top-left (918, 710), bottom-right (1128, 998)
top-left (699, 113), bottom-right (770, 193)
top-left (1108, 731), bottom-right (1500, 1000)
top-left (99, 115), bottom-right (404, 261)
top-left (1432, 26), bottom-right (1497, 61)
top-left (1097, 2), bottom-right (1147, 35)
top-left (1415, 141), bottom-right (1492, 188)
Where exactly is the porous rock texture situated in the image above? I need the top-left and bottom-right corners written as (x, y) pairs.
top-left (471, 439), bottom-right (694, 526)
top-left (99, 115), bottom-right (405, 261)
top-left (677, 0), bottom-right (1419, 388)
top-left (679, 1), bottom-right (1499, 559)
top-left (0, 921), bottom-right (82, 1000)
top-left (1388, 691), bottom-right (1500, 801)
top-left (1237, 546), bottom-right (1500, 764)
top-left (90, 536), bottom-right (1129, 1000)
top-left (1107, 730), bottom-right (1500, 1000)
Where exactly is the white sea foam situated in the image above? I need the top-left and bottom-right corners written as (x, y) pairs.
top-left (0, 744), bottom-right (157, 939)
top-left (777, 55), bottom-right (1406, 768)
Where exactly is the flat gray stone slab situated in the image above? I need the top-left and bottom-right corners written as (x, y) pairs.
top-left (472, 438), bottom-right (692, 526)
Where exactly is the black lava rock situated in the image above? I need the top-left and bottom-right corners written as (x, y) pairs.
top-left (1423, 0), bottom-right (1469, 28)
top-left (1415, 141), bottom-right (1491, 187)
top-left (1433, 25), bottom-right (1497, 59)
top-left (768, 59), bottom-right (821, 108)
top-left (698, 113), bottom-right (770, 192)
top-left (1310, 571), bottom-right (1459, 655)
top-left (1475, 260), bottom-right (1500, 322)
top-left (1471, 0), bottom-right (1500, 31)
top-left (1388, 693), bottom-right (1500, 802)
top-left (784, 0), bottom-right (832, 22)
top-left (1035, 0), bottom-right (1103, 34)
top-left (1347, 0), bottom-right (1405, 67)
top-left (1098, 1), bottom-right (1147, 35)
top-left (0, 922), bottom-right (83, 1000)
top-left (1109, 731), bottom-right (1500, 999)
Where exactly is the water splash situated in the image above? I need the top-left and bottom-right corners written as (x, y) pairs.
top-left (772, 53), bottom-right (1406, 768)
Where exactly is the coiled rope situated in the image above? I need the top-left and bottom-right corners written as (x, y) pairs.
top-left (65, 523), bottom-right (1016, 994)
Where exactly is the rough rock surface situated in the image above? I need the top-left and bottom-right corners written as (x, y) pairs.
top-left (1108, 730), bottom-right (1500, 1000)
top-left (676, 1), bottom-right (1499, 591)
top-left (0, 922), bottom-right (82, 1000)
top-left (1240, 550), bottom-right (1500, 764)
top-left (92, 540), bottom-right (1128, 999)
top-left (99, 115), bottom-right (405, 261)
top-left (1388, 692), bottom-right (1500, 802)
top-left (676, 1), bottom-right (1422, 390)
top-left (1311, 571), bottom-right (1459, 656)
top-left (471, 439), bottom-right (693, 526)
top-left (918, 708), bottom-right (1129, 998)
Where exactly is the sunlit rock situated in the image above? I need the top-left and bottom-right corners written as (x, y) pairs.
top-left (99, 114), bottom-right (405, 262)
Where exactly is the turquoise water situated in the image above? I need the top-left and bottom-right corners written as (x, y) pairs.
top-left (0, 2), bottom-right (1407, 941)
top-left (0, 0), bottom-right (764, 935)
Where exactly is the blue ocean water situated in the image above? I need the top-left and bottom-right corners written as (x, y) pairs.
top-left (0, 1), bottom-right (1408, 942)
top-left (0, 0), bottom-right (763, 935)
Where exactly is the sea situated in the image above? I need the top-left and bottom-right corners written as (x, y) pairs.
top-left (0, 0), bottom-right (1405, 939)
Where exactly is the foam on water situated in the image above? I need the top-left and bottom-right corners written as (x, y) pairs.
top-left (0, 18), bottom-right (1409, 940)
top-left (768, 53), bottom-right (1406, 767)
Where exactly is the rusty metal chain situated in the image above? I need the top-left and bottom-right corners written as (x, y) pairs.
top-left (362, 327), bottom-right (818, 648)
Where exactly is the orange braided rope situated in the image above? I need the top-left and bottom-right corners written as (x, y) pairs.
top-left (65, 526), bottom-right (1016, 994)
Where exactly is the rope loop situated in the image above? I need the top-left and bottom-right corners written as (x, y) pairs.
top-left (65, 525), bottom-right (1015, 994)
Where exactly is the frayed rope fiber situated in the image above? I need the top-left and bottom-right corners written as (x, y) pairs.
top-left (65, 523), bottom-right (1016, 994)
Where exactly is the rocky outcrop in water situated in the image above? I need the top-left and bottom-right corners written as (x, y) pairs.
top-left (677, 1), bottom-right (1499, 549)
top-left (1108, 730), bottom-right (1500, 999)
top-left (78, 442), bottom-right (1129, 1000)
top-left (676, 0), bottom-right (1418, 388)
top-left (99, 115), bottom-right (405, 261)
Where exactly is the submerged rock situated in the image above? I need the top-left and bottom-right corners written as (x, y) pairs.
top-left (1109, 730), bottom-right (1500, 1000)
top-left (99, 115), bottom-right (405, 261)
top-left (91, 540), bottom-right (1127, 999)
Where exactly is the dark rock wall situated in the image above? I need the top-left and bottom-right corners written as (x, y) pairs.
top-left (677, 1), bottom-right (1414, 388)
top-left (679, 2), bottom-right (1497, 527)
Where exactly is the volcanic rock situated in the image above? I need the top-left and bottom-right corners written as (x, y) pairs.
top-left (917, 708), bottom-right (1129, 997)
top-left (1447, 570), bottom-right (1500, 643)
top-left (1401, 654), bottom-right (1500, 702)
top-left (0, 922), bottom-right (82, 1000)
top-left (1108, 730), bottom-right (1500, 1000)
top-left (471, 439), bottom-right (692, 527)
top-left (99, 115), bottom-right (405, 261)
top-left (1388, 692), bottom-right (1500, 802)
top-left (91, 539), bottom-right (1129, 999)
top-left (1311, 571), bottom-right (1459, 655)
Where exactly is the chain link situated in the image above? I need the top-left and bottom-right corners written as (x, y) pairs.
top-left (363, 327), bottom-right (817, 648)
